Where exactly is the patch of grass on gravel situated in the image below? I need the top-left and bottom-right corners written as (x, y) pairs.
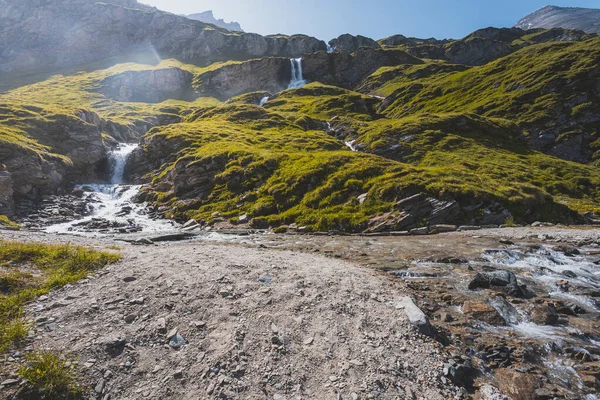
top-left (0, 241), bottom-right (120, 353)
top-left (18, 349), bottom-right (81, 399)
top-left (0, 215), bottom-right (22, 230)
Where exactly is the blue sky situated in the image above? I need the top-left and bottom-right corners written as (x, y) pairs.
top-left (142, 0), bottom-right (599, 40)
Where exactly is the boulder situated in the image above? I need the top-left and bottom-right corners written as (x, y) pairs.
top-left (468, 270), bottom-right (530, 298)
top-left (462, 301), bottom-right (506, 326)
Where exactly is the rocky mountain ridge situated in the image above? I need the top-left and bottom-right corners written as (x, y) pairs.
top-left (186, 10), bottom-right (243, 32)
top-left (516, 5), bottom-right (600, 34)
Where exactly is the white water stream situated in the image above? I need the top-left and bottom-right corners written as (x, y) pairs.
top-left (288, 58), bottom-right (307, 89)
top-left (46, 144), bottom-right (174, 235)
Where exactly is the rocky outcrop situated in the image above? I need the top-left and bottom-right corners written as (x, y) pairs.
top-left (100, 68), bottom-right (195, 103)
top-left (302, 48), bottom-right (423, 89)
top-left (0, 0), bottom-right (326, 74)
top-left (328, 34), bottom-right (381, 53)
top-left (186, 10), bottom-right (243, 32)
top-left (516, 5), bottom-right (600, 34)
top-left (194, 58), bottom-right (291, 100)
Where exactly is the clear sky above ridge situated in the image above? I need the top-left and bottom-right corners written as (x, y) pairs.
top-left (140, 0), bottom-right (599, 41)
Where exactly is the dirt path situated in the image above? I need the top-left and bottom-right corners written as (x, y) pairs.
top-left (1, 231), bottom-right (462, 400)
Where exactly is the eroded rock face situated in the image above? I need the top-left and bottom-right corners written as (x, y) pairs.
top-left (194, 58), bottom-right (291, 100)
top-left (100, 68), bottom-right (195, 103)
top-left (0, 0), bottom-right (326, 75)
top-left (328, 34), bottom-right (381, 53)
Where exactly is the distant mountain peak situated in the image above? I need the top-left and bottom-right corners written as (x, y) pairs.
top-left (515, 5), bottom-right (600, 34)
top-left (186, 10), bottom-right (243, 32)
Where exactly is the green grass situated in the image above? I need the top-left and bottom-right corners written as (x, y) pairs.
top-left (0, 241), bottom-right (121, 353)
top-left (135, 101), bottom-right (600, 231)
top-left (18, 350), bottom-right (81, 399)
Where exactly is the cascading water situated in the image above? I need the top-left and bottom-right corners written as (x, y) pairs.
top-left (259, 96), bottom-right (270, 106)
top-left (288, 58), bottom-right (307, 89)
top-left (109, 143), bottom-right (137, 184)
top-left (46, 143), bottom-right (174, 236)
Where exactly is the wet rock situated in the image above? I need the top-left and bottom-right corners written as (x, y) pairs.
top-left (488, 296), bottom-right (522, 325)
top-left (468, 270), bottom-right (530, 298)
top-left (530, 302), bottom-right (559, 325)
top-left (462, 301), bottom-right (506, 325)
top-left (552, 245), bottom-right (580, 256)
top-left (443, 360), bottom-right (476, 387)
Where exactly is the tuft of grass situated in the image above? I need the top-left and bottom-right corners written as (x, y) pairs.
top-left (18, 349), bottom-right (81, 399)
top-left (0, 215), bottom-right (22, 230)
top-left (0, 241), bottom-right (120, 352)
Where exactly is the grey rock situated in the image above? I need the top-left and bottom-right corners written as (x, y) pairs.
top-left (396, 297), bottom-right (437, 338)
top-left (169, 333), bottom-right (185, 349)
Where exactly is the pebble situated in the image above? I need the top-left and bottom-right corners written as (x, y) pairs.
top-left (303, 337), bottom-right (314, 345)
top-left (95, 378), bottom-right (105, 394)
top-left (167, 327), bottom-right (178, 340)
top-left (123, 276), bottom-right (137, 282)
top-left (125, 314), bottom-right (136, 324)
top-left (1, 379), bottom-right (19, 386)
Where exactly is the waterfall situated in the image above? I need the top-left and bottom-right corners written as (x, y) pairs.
top-left (327, 44), bottom-right (335, 53)
top-left (288, 58), bottom-right (307, 89)
top-left (109, 143), bottom-right (138, 184)
top-left (259, 96), bottom-right (270, 106)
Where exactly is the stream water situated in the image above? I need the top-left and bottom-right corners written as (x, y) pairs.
top-left (46, 144), bottom-right (174, 236)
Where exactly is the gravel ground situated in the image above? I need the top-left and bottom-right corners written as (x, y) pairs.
top-left (0, 230), bottom-right (463, 400)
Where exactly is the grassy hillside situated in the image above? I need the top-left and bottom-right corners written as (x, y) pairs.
top-left (375, 39), bottom-right (600, 164)
top-left (136, 92), bottom-right (599, 231)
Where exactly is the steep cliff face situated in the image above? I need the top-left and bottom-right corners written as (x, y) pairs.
top-left (0, 0), bottom-right (326, 74)
top-left (193, 58), bottom-right (291, 100)
top-left (516, 5), bottom-right (600, 34)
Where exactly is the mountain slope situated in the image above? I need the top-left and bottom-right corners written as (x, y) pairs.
top-left (375, 38), bottom-right (600, 164)
top-left (0, 0), bottom-right (325, 75)
top-left (516, 5), bottom-right (600, 34)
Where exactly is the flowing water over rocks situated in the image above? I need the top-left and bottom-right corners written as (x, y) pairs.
top-left (44, 144), bottom-right (176, 236)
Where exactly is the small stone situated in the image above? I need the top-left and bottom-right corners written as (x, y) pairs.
top-left (173, 370), bottom-right (184, 379)
top-left (167, 327), bottom-right (178, 340)
top-left (303, 337), bottom-right (314, 345)
top-left (349, 359), bottom-right (364, 367)
top-left (169, 333), bottom-right (185, 349)
top-left (1, 379), bottom-right (20, 386)
top-left (83, 358), bottom-right (97, 368)
top-left (125, 314), bottom-right (136, 324)
top-left (351, 393), bottom-right (358, 400)
top-left (191, 321), bottom-right (206, 328)
top-left (95, 378), bottom-right (105, 394)
top-left (329, 375), bottom-right (339, 382)
top-left (132, 297), bottom-right (145, 305)
top-left (123, 276), bottom-right (137, 282)
top-left (271, 323), bottom-right (279, 334)
top-left (157, 317), bottom-right (167, 333)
